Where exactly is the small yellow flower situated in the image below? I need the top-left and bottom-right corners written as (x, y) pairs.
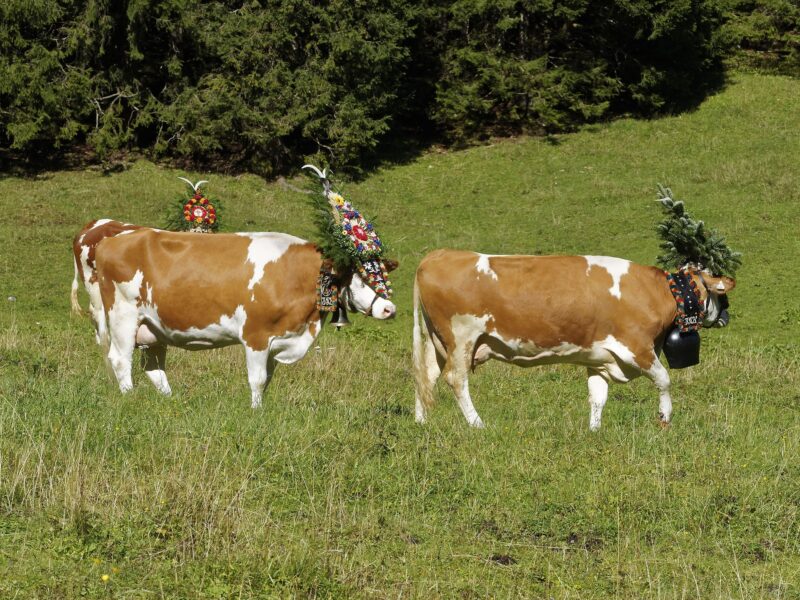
top-left (112, 566), bottom-right (120, 574)
top-left (101, 574), bottom-right (110, 582)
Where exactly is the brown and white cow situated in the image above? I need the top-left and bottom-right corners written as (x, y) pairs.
top-left (413, 250), bottom-right (734, 430)
top-left (72, 219), bottom-right (145, 343)
top-left (88, 228), bottom-right (396, 406)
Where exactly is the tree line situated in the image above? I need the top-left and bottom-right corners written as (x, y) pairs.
top-left (1, 0), bottom-right (796, 175)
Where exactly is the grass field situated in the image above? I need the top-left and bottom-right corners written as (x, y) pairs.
top-left (1, 72), bottom-right (799, 598)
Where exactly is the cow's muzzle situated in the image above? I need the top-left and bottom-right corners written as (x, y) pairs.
top-left (713, 295), bottom-right (730, 328)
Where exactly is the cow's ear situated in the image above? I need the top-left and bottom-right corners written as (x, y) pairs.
top-left (707, 275), bottom-right (736, 294)
top-left (321, 258), bottom-right (335, 272)
top-left (383, 258), bottom-right (399, 272)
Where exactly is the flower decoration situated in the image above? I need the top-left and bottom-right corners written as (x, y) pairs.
top-left (332, 201), bottom-right (384, 261)
top-left (165, 177), bottom-right (222, 233)
top-left (302, 164), bottom-right (392, 299)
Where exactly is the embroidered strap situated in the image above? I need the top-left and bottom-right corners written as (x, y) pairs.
top-left (316, 268), bottom-right (339, 313)
top-left (666, 269), bottom-right (705, 332)
top-left (357, 258), bottom-right (393, 299)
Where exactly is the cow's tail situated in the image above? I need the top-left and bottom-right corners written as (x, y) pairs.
top-left (413, 273), bottom-right (438, 418)
top-left (70, 256), bottom-right (84, 315)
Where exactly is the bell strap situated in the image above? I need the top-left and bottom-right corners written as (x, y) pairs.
top-left (316, 267), bottom-right (339, 313)
top-left (666, 269), bottom-right (705, 332)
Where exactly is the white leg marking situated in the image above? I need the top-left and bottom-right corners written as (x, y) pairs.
top-left (587, 370), bottom-right (609, 432)
top-left (107, 309), bottom-right (137, 393)
top-left (245, 347), bottom-right (274, 409)
top-left (106, 272), bottom-right (144, 393)
top-left (445, 314), bottom-right (490, 428)
top-left (646, 358), bottom-right (672, 424)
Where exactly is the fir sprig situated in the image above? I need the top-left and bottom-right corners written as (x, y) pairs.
top-left (303, 167), bottom-right (386, 272)
top-left (655, 184), bottom-right (741, 276)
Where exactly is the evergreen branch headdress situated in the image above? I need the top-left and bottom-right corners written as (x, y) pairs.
top-left (655, 184), bottom-right (741, 276)
top-left (302, 164), bottom-right (392, 298)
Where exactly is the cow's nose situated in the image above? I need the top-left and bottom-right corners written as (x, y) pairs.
top-left (383, 304), bottom-right (396, 319)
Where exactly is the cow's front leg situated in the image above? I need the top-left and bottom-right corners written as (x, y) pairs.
top-left (245, 347), bottom-right (275, 409)
top-left (645, 358), bottom-right (672, 426)
top-left (141, 345), bottom-right (171, 395)
top-left (587, 369), bottom-right (609, 431)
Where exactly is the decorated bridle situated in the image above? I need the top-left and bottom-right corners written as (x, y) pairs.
top-left (666, 266), bottom-right (729, 331)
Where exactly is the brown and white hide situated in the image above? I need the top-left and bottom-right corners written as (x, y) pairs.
top-left (413, 250), bottom-right (734, 430)
top-left (90, 229), bottom-right (396, 406)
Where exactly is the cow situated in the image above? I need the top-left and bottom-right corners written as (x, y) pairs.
top-left (90, 228), bottom-right (397, 406)
top-left (72, 219), bottom-right (145, 343)
top-left (412, 250), bottom-right (735, 431)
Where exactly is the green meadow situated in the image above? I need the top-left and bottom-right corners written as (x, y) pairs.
top-left (1, 72), bottom-right (799, 598)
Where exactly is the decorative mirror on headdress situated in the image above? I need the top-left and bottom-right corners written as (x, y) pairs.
top-left (302, 164), bottom-right (393, 322)
top-left (165, 177), bottom-right (222, 233)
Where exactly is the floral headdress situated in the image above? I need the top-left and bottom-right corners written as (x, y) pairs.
top-left (302, 164), bottom-right (393, 300)
top-left (165, 178), bottom-right (222, 233)
top-left (655, 184), bottom-right (741, 277)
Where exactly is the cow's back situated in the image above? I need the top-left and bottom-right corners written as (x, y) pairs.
top-left (416, 249), bottom-right (675, 351)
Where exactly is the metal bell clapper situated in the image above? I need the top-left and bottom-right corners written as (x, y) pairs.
top-left (330, 305), bottom-right (351, 328)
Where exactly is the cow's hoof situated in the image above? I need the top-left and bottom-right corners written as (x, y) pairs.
top-left (658, 418), bottom-right (671, 429)
top-left (469, 418), bottom-right (485, 429)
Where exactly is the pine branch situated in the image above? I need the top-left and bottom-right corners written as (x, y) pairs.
top-left (655, 185), bottom-right (741, 276)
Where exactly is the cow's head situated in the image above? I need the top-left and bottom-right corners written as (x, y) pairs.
top-left (690, 268), bottom-right (736, 328)
top-left (341, 258), bottom-right (398, 319)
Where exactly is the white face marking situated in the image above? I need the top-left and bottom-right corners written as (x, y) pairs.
top-left (241, 233), bottom-right (306, 290)
top-left (584, 256), bottom-right (630, 299)
top-left (347, 272), bottom-right (396, 319)
top-left (475, 254), bottom-right (498, 280)
top-left (715, 281), bottom-right (726, 291)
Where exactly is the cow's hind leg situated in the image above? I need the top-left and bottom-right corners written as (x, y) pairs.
top-left (245, 347), bottom-right (276, 409)
top-left (587, 369), bottom-right (609, 431)
top-left (443, 345), bottom-right (484, 429)
top-left (107, 308), bottom-right (138, 394)
top-left (644, 357), bottom-right (672, 426)
top-left (141, 345), bottom-right (171, 395)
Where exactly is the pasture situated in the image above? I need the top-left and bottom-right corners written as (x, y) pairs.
top-left (1, 72), bottom-right (799, 598)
